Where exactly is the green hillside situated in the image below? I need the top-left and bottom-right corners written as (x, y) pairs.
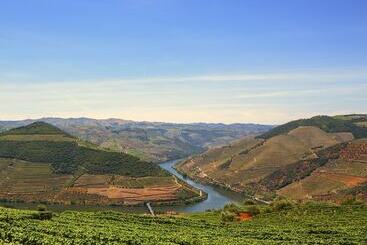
top-left (0, 122), bottom-right (165, 177)
top-left (258, 115), bottom-right (367, 139)
top-left (0, 203), bottom-right (366, 244)
top-left (0, 122), bottom-right (201, 206)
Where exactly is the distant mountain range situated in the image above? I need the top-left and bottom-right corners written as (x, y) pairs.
top-left (0, 118), bottom-right (272, 162)
top-left (176, 114), bottom-right (367, 203)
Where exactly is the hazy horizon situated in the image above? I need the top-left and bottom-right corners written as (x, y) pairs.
top-left (1, 112), bottom-right (366, 126)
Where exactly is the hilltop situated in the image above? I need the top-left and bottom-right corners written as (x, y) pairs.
top-left (177, 115), bottom-right (367, 202)
top-left (0, 118), bottom-right (272, 162)
top-left (0, 122), bottom-right (202, 205)
top-left (258, 115), bottom-right (367, 139)
top-left (2, 121), bottom-right (70, 136)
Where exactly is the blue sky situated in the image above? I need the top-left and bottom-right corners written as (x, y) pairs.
top-left (0, 0), bottom-right (366, 124)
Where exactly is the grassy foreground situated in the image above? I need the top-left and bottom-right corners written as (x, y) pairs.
top-left (0, 203), bottom-right (366, 244)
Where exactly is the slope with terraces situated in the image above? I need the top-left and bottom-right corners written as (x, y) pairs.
top-left (0, 122), bottom-right (202, 206)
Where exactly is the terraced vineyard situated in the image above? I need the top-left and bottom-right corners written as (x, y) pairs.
top-left (0, 204), bottom-right (366, 244)
top-left (0, 122), bottom-right (202, 206)
top-left (177, 115), bottom-right (367, 203)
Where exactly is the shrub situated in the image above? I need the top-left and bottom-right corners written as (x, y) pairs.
top-left (262, 206), bottom-right (273, 214)
top-left (223, 203), bottom-right (241, 214)
top-left (221, 211), bottom-right (237, 222)
top-left (243, 199), bottom-right (256, 205)
top-left (246, 205), bottom-right (261, 216)
top-left (271, 199), bottom-right (294, 211)
top-left (37, 204), bottom-right (47, 212)
top-left (341, 197), bottom-right (364, 206)
top-left (32, 211), bottom-right (53, 220)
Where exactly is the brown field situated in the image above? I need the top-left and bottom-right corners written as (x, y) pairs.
top-left (65, 174), bottom-right (182, 203)
top-left (55, 183), bottom-right (182, 205)
top-left (277, 174), bottom-right (348, 200)
top-left (278, 171), bottom-right (367, 201)
top-left (319, 159), bottom-right (367, 177)
top-left (279, 140), bottom-right (367, 200)
top-left (86, 185), bottom-right (180, 201)
top-left (112, 176), bottom-right (177, 188)
top-left (73, 174), bottom-right (112, 188)
top-left (314, 172), bottom-right (366, 187)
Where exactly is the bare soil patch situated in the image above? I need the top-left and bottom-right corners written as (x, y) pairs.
top-left (238, 212), bottom-right (252, 221)
top-left (86, 185), bottom-right (180, 201)
top-left (315, 172), bottom-right (367, 187)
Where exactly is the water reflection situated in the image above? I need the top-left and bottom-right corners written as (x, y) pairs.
top-left (158, 159), bottom-right (245, 212)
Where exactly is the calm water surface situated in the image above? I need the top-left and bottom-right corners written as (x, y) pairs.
top-left (157, 159), bottom-right (245, 212)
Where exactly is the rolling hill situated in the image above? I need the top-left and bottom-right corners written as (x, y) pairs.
top-left (258, 115), bottom-right (367, 140)
top-left (0, 118), bottom-right (272, 162)
top-left (176, 115), bottom-right (367, 202)
top-left (0, 122), bottom-right (202, 205)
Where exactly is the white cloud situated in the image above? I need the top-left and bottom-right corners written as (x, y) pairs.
top-left (1, 67), bottom-right (366, 124)
top-left (3, 67), bottom-right (367, 85)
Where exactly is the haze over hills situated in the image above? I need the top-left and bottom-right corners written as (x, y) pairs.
top-left (177, 114), bottom-right (367, 202)
top-left (0, 122), bottom-right (202, 205)
top-left (0, 118), bottom-right (272, 162)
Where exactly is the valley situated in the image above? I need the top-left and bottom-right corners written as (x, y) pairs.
top-left (0, 118), bottom-right (272, 163)
top-left (1, 114), bottom-right (366, 209)
top-left (0, 115), bottom-right (366, 244)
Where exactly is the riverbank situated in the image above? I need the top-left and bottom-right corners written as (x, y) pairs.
top-left (159, 160), bottom-right (246, 212)
top-left (173, 161), bottom-right (273, 204)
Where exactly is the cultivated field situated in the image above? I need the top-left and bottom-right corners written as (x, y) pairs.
top-left (177, 126), bottom-right (353, 192)
top-left (0, 122), bottom-right (202, 206)
top-left (0, 203), bottom-right (366, 244)
top-left (0, 158), bottom-right (199, 206)
top-left (279, 140), bottom-right (367, 201)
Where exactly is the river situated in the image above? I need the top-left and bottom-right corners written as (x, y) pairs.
top-left (157, 159), bottom-right (245, 212)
